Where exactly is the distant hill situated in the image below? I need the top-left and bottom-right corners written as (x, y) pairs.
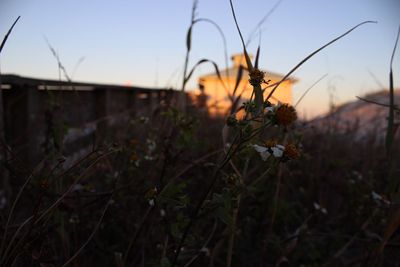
top-left (308, 90), bottom-right (400, 142)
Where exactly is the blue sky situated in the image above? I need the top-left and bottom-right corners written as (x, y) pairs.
top-left (0, 0), bottom-right (399, 118)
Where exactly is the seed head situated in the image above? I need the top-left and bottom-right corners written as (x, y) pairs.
top-left (284, 143), bottom-right (300, 160)
top-left (275, 104), bottom-right (297, 126)
top-left (249, 69), bottom-right (265, 86)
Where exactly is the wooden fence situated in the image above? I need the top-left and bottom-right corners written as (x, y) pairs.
top-left (0, 74), bottom-right (187, 170)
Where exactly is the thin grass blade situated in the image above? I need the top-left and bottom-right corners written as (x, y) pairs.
top-left (385, 25), bottom-right (400, 156)
top-left (0, 16), bottom-right (20, 54)
top-left (295, 73), bottom-right (328, 107)
top-left (184, 58), bottom-right (225, 90)
top-left (266, 21), bottom-right (377, 101)
top-left (255, 45), bottom-right (261, 69)
top-left (186, 25), bottom-right (193, 52)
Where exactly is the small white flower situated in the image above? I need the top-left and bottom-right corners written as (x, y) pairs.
top-left (160, 209), bottom-right (166, 217)
top-left (371, 191), bottom-right (391, 205)
top-left (253, 144), bottom-right (285, 160)
top-left (134, 159), bottom-right (140, 167)
top-left (313, 202), bottom-right (328, 215)
top-left (276, 144), bottom-right (285, 150)
top-left (271, 145), bottom-right (285, 158)
top-left (253, 144), bottom-right (271, 161)
top-left (149, 199), bottom-right (155, 206)
top-left (200, 247), bottom-right (210, 257)
top-left (139, 116), bottom-right (149, 124)
top-left (253, 144), bottom-right (267, 153)
top-left (371, 191), bottom-right (381, 201)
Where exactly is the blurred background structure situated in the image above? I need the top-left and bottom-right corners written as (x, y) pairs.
top-left (198, 53), bottom-right (296, 116)
top-left (1, 74), bottom-right (185, 168)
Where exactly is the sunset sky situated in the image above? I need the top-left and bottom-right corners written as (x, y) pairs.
top-left (1, 0), bottom-right (399, 118)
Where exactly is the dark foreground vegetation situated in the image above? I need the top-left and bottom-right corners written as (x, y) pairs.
top-left (1, 103), bottom-right (399, 266)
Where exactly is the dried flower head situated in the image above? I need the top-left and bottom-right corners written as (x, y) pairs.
top-left (284, 143), bottom-right (300, 160)
top-left (275, 104), bottom-right (297, 126)
top-left (249, 68), bottom-right (265, 86)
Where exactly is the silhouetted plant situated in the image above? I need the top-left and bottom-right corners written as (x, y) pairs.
top-left (1, 2), bottom-right (399, 267)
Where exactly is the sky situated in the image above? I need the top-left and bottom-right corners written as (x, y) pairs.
top-left (0, 0), bottom-right (399, 118)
